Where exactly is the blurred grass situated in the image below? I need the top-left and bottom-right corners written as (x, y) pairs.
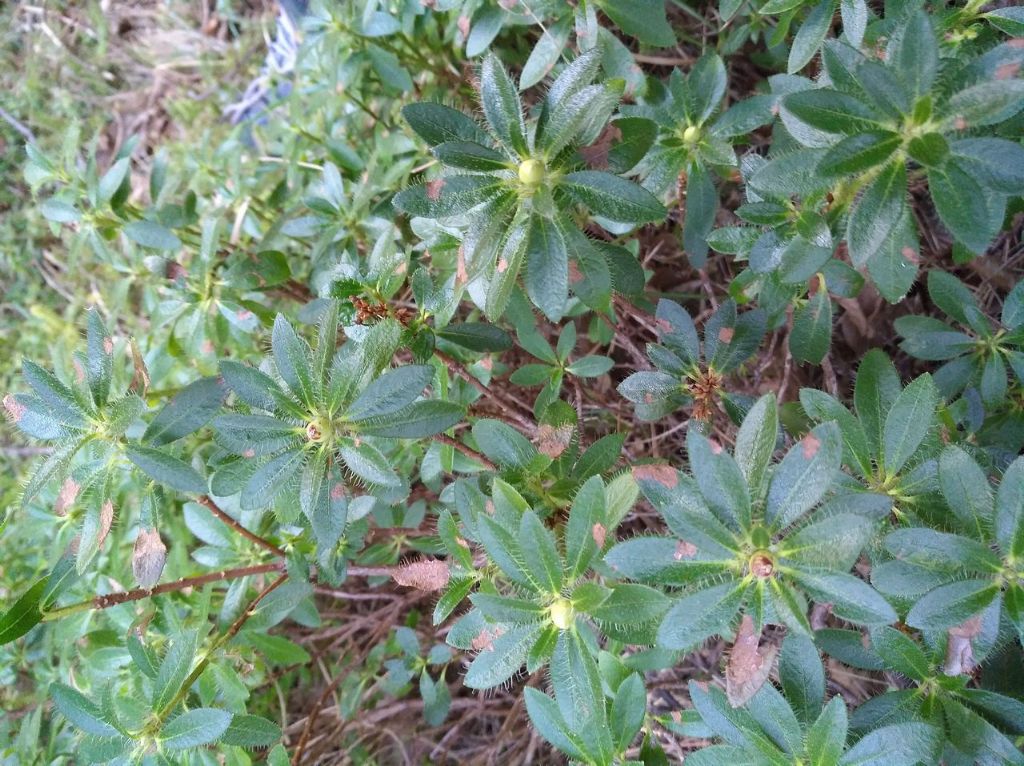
top-left (0, 2), bottom-right (272, 753)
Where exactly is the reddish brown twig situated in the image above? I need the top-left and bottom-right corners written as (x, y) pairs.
top-left (197, 495), bottom-right (286, 557)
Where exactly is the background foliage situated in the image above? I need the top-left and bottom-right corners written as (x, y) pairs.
top-left (1, 0), bottom-right (1023, 763)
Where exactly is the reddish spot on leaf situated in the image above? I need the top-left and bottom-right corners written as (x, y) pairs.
top-left (568, 261), bottom-right (584, 284)
top-left (996, 61), bottom-right (1021, 80)
top-left (726, 614), bottom-right (777, 707)
top-left (456, 245), bottom-right (468, 285)
top-left (330, 483), bottom-right (346, 500)
top-left (201, 340), bottom-right (215, 355)
top-left (479, 357), bottom-right (494, 371)
top-left (3, 394), bottom-right (25, 423)
top-left (55, 478), bottom-right (80, 515)
top-left (132, 528), bottom-right (167, 588)
top-left (536, 423), bottom-right (573, 458)
top-left (578, 123), bottom-right (623, 170)
top-left (631, 464), bottom-right (677, 487)
top-left (655, 317), bottom-right (673, 334)
top-left (98, 500), bottom-right (115, 549)
top-left (709, 439), bottom-right (723, 455)
top-left (73, 359), bottom-right (86, 383)
top-left (393, 559), bottom-right (450, 592)
top-left (801, 432), bottom-right (821, 459)
top-left (496, 257), bottom-right (509, 274)
top-left (236, 309), bottom-right (253, 321)
top-left (718, 327), bottom-right (734, 343)
top-left (643, 392), bottom-right (654, 404)
top-left (103, 337), bottom-right (114, 355)
top-left (485, 499), bottom-right (495, 515)
top-left (901, 246), bottom-right (920, 265)
top-left (1009, 37), bottom-right (1024, 48)
top-left (243, 449), bottom-right (256, 458)
top-left (426, 179), bottom-right (445, 201)
top-left (471, 625), bottom-right (504, 652)
top-left (954, 116), bottom-right (968, 131)
top-left (592, 523), bottom-right (607, 549)
top-left (674, 540), bottom-right (697, 560)
top-left (945, 615), bottom-right (982, 676)
top-left (457, 15), bottom-right (470, 37)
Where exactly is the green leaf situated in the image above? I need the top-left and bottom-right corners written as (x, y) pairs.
top-left (887, 11), bottom-right (937, 98)
top-left (766, 421), bottom-right (842, 530)
top-left (657, 581), bottom-right (747, 651)
top-left (213, 414), bottom-right (300, 457)
top-left (220, 714), bottom-right (282, 748)
top-left (985, 7), bottom-right (1024, 35)
top-left (561, 171), bottom-right (666, 224)
top-left (519, 511), bottom-right (564, 595)
top-left (520, 19), bottom-right (571, 90)
top-left (143, 377), bottom-right (224, 446)
top-left (464, 622), bottom-right (544, 689)
top-left (472, 419), bottom-right (538, 471)
top-left (938, 446), bottom-right (994, 532)
top-left (480, 54), bottom-right (528, 155)
top-left (818, 131), bottom-right (901, 176)
top-left (996, 456), bottom-right (1024, 559)
top-left (947, 79), bottom-right (1024, 128)
top-left (790, 571), bottom-right (895, 626)
top-left (40, 199), bottom-right (80, 223)
top-left (567, 356), bottom-right (613, 378)
top-left (687, 428), bottom-right (751, 528)
top-left (610, 674), bottom-right (646, 750)
top-left (847, 162), bottom-right (906, 268)
top-left (788, 0), bottom-right (835, 73)
top-left (271, 314), bottom-right (316, 407)
top-left (734, 394), bottom-right (778, 495)
top-left (869, 627), bottom-right (931, 682)
top-left (432, 141), bottom-right (509, 172)
top-left (126, 445), bottom-right (207, 493)
top-left (50, 683), bottom-right (118, 737)
top-left (905, 579), bottom-right (1000, 633)
top-left (550, 630), bottom-right (605, 736)
top-left (161, 708), bottom-right (232, 750)
top-left (402, 103), bottom-right (490, 146)
top-left (21, 360), bottom-right (87, 427)
top-left (853, 349), bottom-right (901, 455)
top-left (356, 400), bottom-right (464, 438)
top-left (152, 631), bottom-right (197, 713)
top-left (780, 634), bottom-right (825, 724)
top-left (525, 688), bottom-right (588, 761)
top-left (0, 579), bottom-right (46, 645)
top-left (85, 309), bottom-right (113, 407)
top-left (883, 528), bottom-right (1000, 573)
top-left (881, 373), bottom-right (937, 475)
top-left (566, 476), bottom-right (606, 579)
top-left (339, 440), bottom-right (400, 487)
top-left (436, 323), bottom-right (512, 352)
top-left (21, 438), bottom-right (86, 508)
top-left (837, 722), bottom-right (940, 766)
top-left (950, 138), bottom-right (1024, 195)
top-left (595, 0), bottom-right (675, 47)
top-left (396, 175), bottom-right (505, 219)
top-left (682, 161), bottom-right (717, 268)
top-left (806, 696), bottom-right (848, 766)
top-left (783, 89), bottom-right (880, 135)
top-left (705, 301), bottom-right (766, 374)
top-left (790, 289), bottom-right (832, 365)
top-left (485, 218), bottom-right (529, 320)
top-left (347, 365), bottom-right (433, 421)
top-left (928, 161), bottom-right (998, 253)
top-left (524, 215), bottom-right (568, 322)
top-left (124, 220), bottom-right (182, 251)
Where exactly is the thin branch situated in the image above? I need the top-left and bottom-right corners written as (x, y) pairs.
top-left (197, 495), bottom-right (286, 557)
top-left (42, 562), bottom-right (285, 620)
top-left (432, 433), bottom-right (497, 472)
top-left (434, 349), bottom-right (535, 431)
